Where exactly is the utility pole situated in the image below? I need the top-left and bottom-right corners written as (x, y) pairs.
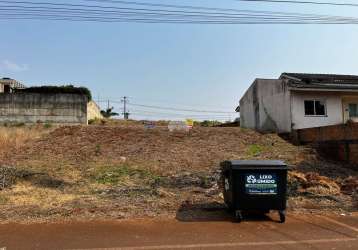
top-left (121, 96), bottom-right (130, 120)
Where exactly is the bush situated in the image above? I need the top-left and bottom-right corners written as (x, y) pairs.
top-left (247, 144), bottom-right (262, 157)
top-left (93, 164), bottom-right (159, 185)
top-left (14, 85), bottom-right (92, 101)
top-left (194, 120), bottom-right (222, 127)
top-left (43, 122), bottom-right (52, 129)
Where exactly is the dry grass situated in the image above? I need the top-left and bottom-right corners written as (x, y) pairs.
top-left (0, 124), bottom-right (356, 222)
top-left (0, 126), bottom-right (49, 154)
top-left (3, 183), bottom-right (76, 209)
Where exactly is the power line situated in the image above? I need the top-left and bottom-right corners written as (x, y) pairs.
top-left (239, 0), bottom-right (358, 7)
top-left (131, 109), bottom-right (235, 117)
top-left (98, 99), bottom-right (236, 113)
top-left (127, 103), bottom-right (237, 113)
top-left (0, 8), bottom-right (340, 22)
top-left (1, 1), bottom-right (358, 24)
top-left (132, 97), bottom-right (235, 110)
top-left (0, 2), bottom-right (353, 20)
top-left (0, 13), bottom-right (358, 24)
top-left (131, 112), bottom-right (234, 120)
top-left (2, 0), bottom-right (330, 15)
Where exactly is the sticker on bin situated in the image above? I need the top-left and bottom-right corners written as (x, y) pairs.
top-left (245, 174), bottom-right (277, 195)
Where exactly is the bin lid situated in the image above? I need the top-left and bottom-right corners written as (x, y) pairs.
top-left (221, 160), bottom-right (287, 170)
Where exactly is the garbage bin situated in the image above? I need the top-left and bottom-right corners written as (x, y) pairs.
top-left (221, 160), bottom-right (288, 223)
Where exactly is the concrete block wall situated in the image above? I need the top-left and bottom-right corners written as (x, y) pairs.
top-left (0, 93), bottom-right (88, 124)
top-left (296, 123), bottom-right (358, 165)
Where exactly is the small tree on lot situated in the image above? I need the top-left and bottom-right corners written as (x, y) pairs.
top-left (101, 107), bottom-right (119, 118)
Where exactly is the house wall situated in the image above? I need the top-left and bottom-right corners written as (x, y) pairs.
top-left (0, 93), bottom-right (87, 124)
top-left (291, 91), bottom-right (344, 130)
top-left (87, 100), bottom-right (103, 121)
top-left (239, 81), bottom-right (257, 130)
top-left (239, 79), bottom-right (291, 133)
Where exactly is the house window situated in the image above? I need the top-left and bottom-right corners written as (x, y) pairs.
top-left (304, 100), bottom-right (326, 116)
top-left (349, 104), bottom-right (358, 118)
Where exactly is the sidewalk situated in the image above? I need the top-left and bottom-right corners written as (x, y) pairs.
top-left (0, 214), bottom-right (357, 250)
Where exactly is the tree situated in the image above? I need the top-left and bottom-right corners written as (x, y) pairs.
top-left (101, 107), bottom-right (119, 118)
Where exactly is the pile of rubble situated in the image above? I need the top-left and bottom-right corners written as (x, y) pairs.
top-left (0, 166), bottom-right (18, 190)
top-left (289, 171), bottom-right (358, 196)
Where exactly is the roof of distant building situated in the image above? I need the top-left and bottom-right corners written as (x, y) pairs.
top-left (280, 72), bottom-right (358, 90)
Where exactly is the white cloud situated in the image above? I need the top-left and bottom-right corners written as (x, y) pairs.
top-left (0, 60), bottom-right (29, 72)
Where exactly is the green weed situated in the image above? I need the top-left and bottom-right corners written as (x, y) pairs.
top-left (0, 195), bottom-right (9, 204)
top-left (44, 122), bottom-right (52, 129)
top-left (93, 164), bottom-right (159, 185)
top-left (95, 144), bottom-right (102, 156)
top-left (247, 144), bottom-right (262, 157)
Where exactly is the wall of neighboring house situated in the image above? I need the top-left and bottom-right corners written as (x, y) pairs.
top-left (291, 91), bottom-right (344, 130)
top-left (0, 93), bottom-right (88, 124)
top-left (87, 100), bottom-right (103, 121)
top-left (240, 79), bottom-right (292, 133)
top-left (239, 80), bottom-right (257, 130)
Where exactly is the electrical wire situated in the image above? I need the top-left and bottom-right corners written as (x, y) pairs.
top-left (2, 15), bottom-right (358, 24)
top-left (1, 0), bottom-right (358, 24)
top-left (98, 100), bottom-right (236, 113)
top-left (127, 103), bottom-right (237, 113)
top-left (0, 2), bottom-right (354, 20)
top-left (131, 112), bottom-right (234, 120)
top-left (238, 0), bottom-right (358, 8)
top-left (130, 109), bottom-right (235, 117)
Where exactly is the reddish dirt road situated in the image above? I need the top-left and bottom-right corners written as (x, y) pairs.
top-left (0, 214), bottom-right (357, 250)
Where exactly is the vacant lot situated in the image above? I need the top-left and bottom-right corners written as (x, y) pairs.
top-left (0, 123), bottom-right (357, 222)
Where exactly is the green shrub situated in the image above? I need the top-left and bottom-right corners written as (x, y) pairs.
top-left (95, 144), bottom-right (102, 156)
top-left (13, 122), bottom-right (25, 127)
top-left (43, 122), bottom-right (52, 129)
top-left (93, 164), bottom-right (159, 185)
top-left (194, 120), bottom-right (222, 127)
top-left (15, 85), bottom-right (92, 101)
top-left (247, 144), bottom-right (262, 157)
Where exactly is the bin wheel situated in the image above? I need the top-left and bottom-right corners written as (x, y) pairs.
top-left (279, 210), bottom-right (286, 223)
top-left (235, 210), bottom-right (243, 223)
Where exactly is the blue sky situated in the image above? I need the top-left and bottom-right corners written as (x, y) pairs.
top-left (1, 0), bottom-right (358, 121)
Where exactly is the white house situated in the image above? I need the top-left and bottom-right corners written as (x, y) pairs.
top-left (239, 73), bottom-right (358, 133)
top-left (0, 78), bottom-right (26, 93)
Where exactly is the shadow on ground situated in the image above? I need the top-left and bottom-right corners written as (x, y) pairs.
top-left (175, 201), bottom-right (278, 223)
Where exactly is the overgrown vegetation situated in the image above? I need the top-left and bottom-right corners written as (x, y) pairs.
top-left (0, 126), bottom-right (47, 154)
top-left (43, 122), bottom-right (52, 129)
top-left (194, 120), bottom-right (222, 127)
top-left (0, 125), bottom-right (356, 222)
top-left (0, 194), bottom-right (9, 204)
top-left (247, 144), bottom-right (262, 157)
top-left (100, 107), bottom-right (119, 118)
top-left (14, 85), bottom-right (92, 101)
top-left (92, 164), bottom-right (160, 186)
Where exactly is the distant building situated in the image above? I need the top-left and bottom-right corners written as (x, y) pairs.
top-left (238, 73), bottom-right (358, 133)
top-left (0, 78), bottom-right (26, 93)
top-left (0, 79), bottom-right (102, 124)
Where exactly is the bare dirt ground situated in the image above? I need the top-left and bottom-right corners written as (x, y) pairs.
top-left (0, 214), bottom-right (357, 250)
top-left (0, 123), bottom-right (357, 223)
